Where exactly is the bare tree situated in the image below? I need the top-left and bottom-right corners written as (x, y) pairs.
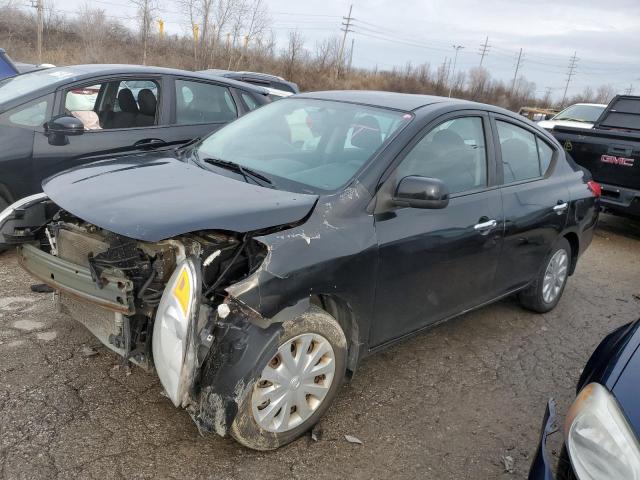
top-left (179, 0), bottom-right (200, 68)
top-left (130, 0), bottom-right (157, 65)
top-left (233, 0), bottom-right (270, 70)
top-left (595, 84), bottom-right (616, 104)
top-left (281, 31), bottom-right (305, 80)
top-left (76, 4), bottom-right (109, 62)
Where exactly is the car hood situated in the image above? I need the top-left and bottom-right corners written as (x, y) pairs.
top-left (537, 119), bottom-right (594, 130)
top-left (42, 153), bottom-right (318, 242)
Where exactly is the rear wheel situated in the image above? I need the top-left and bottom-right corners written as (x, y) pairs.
top-left (519, 238), bottom-right (571, 313)
top-left (230, 306), bottom-right (347, 450)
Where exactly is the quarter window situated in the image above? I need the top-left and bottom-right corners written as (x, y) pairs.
top-left (496, 121), bottom-right (543, 182)
top-left (6, 98), bottom-right (49, 127)
top-left (537, 138), bottom-right (554, 174)
top-left (175, 80), bottom-right (237, 124)
top-left (241, 92), bottom-right (259, 111)
top-left (397, 117), bottom-right (488, 194)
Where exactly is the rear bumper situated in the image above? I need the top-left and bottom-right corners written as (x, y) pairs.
top-left (528, 399), bottom-right (558, 480)
top-left (599, 183), bottom-right (640, 217)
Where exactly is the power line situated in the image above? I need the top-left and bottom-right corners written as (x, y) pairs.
top-left (561, 51), bottom-right (579, 106)
top-left (448, 45), bottom-right (464, 97)
top-left (336, 4), bottom-right (354, 79)
top-left (511, 48), bottom-right (524, 92)
top-left (478, 36), bottom-right (491, 66)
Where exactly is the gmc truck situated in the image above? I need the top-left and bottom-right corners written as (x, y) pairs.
top-left (550, 95), bottom-right (640, 217)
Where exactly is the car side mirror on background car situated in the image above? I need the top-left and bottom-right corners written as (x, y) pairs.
top-left (45, 115), bottom-right (84, 145)
top-left (393, 176), bottom-right (450, 209)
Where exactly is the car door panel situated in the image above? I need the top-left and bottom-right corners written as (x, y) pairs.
top-left (490, 114), bottom-right (570, 294)
top-left (370, 112), bottom-right (504, 347)
top-left (371, 189), bottom-right (503, 347)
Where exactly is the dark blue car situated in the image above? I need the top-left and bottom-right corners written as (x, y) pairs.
top-left (0, 48), bottom-right (19, 80)
top-left (530, 319), bottom-right (640, 479)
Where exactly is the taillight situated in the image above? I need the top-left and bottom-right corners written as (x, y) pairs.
top-left (587, 180), bottom-right (601, 198)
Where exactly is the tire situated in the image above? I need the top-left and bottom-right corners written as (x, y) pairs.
top-left (0, 196), bottom-right (8, 255)
top-left (519, 237), bottom-right (571, 313)
top-left (230, 306), bottom-right (347, 450)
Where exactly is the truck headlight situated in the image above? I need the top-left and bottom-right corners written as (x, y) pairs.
top-left (152, 258), bottom-right (200, 407)
top-left (565, 382), bottom-right (640, 479)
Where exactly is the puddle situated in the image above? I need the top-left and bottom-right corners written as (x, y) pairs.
top-left (36, 331), bottom-right (57, 341)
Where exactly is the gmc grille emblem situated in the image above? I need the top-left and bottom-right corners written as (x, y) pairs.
top-left (601, 154), bottom-right (635, 167)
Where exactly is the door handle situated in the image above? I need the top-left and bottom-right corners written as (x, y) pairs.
top-left (553, 202), bottom-right (568, 215)
top-left (474, 219), bottom-right (497, 234)
top-left (134, 138), bottom-right (166, 148)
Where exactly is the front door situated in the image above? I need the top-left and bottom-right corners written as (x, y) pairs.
top-left (32, 76), bottom-right (173, 187)
top-left (370, 113), bottom-right (504, 347)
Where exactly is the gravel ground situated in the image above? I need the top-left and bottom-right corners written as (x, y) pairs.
top-left (0, 214), bottom-right (639, 480)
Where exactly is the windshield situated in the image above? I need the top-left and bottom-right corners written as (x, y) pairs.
top-left (0, 67), bottom-right (77, 105)
top-left (196, 98), bottom-right (412, 193)
top-left (553, 104), bottom-right (605, 123)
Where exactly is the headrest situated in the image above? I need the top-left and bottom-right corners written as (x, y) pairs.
top-left (138, 88), bottom-right (157, 116)
top-left (117, 88), bottom-right (138, 113)
top-left (431, 129), bottom-right (465, 150)
top-left (350, 115), bottom-right (382, 151)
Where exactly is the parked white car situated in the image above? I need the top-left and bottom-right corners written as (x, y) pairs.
top-left (538, 103), bottom-right (606, 130)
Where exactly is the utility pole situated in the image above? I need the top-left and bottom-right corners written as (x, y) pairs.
top-left (32, 0), bottom-right (44, 64)
top-left (336, 4), bottom-right (354, 79)
top-left (157, 19), bottom-right (164, 40)
top-left (478, 36), bottom-right (490, 66)
top-left (561, 51), bottom-right (579, 107)
top-left (624, 84), bottom-right (634, 95)
top-left (510, 48), bottom-right (523, 93)
top-left (347, 38), bottom-right (355, 73)
top-left (448, 45), bottom-right (464, 98)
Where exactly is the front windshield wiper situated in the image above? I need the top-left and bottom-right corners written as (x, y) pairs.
top-left (202, 157), bottom-right (275, 188)
top-left (175, 136), bottom-right (202, 158)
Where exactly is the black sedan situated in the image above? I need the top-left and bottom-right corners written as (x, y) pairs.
top-left (0, 64), bottom-right (270, 211)
top-left (0, 91), bottom-right (599, 450)
top-left (530, 319), bottom-right (640, 480)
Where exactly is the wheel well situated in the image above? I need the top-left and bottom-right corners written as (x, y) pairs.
top-left (311, 294), bottom-right (361, 378)
top-left (564, 232), bottom-right (580, 275)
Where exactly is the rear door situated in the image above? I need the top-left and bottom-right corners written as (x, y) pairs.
top-left (31, 74), bottom-right (173, 187)
top-left (491, 114), bottom-right (569, 295)
top-left (167, 77), bottom-right (240, 142)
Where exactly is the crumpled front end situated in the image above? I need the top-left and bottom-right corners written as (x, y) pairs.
top-left (1, 196), bottom-right (286, 435)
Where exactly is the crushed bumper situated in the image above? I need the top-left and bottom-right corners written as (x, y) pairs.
top-left (528, 399), bottom-right (558, 480)
top-left (18, 243), bottom-right (135, 314)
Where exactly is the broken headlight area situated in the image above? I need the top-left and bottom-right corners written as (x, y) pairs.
top-left (7, 204), bottom-right (273, 426)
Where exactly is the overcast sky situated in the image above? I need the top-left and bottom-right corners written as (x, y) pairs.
top-left (50, 0), bottom-right (640, 99)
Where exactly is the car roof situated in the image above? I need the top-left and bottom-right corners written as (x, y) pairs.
top-left (568, 103), bottom-right (607, 107)
top-left (27, 64), bottom-right (269, 94)
top-left (296, 90), bottom-right (514, 114)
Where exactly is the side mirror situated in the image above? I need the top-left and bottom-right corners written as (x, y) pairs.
top-left (393, 176), bottom-right (450, 209)
top-left (45, 115), bottom-right (84, 145)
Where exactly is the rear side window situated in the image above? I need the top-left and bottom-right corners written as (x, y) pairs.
top-left (175, 80), bottom-right (237, 125)
top-left (537, 138), bottom-right (554, 174)
top-left (497, 121), bottom-right (542, 182)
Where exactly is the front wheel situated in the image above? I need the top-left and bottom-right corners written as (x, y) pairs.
top-left (230, 306), bottom-right (347, 450)
top-left (519, 238), bottom-right (571, 313)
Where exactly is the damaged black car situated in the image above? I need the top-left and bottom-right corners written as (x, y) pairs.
top-left (0, 91), bottom-right (599, 450)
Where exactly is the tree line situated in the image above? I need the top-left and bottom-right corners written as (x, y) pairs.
top-left (0, 0), bottom-right (618, 111)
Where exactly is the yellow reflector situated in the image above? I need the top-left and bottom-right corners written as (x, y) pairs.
top-left (173, 267), bottom-right (191, 316)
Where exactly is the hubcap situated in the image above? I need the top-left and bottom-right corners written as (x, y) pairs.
top-left (251, 333), bottom-right (336, 433)
top-left (542, 249), bottom-right (569, 304)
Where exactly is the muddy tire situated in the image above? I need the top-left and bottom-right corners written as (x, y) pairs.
top-left (519, 237), bottom-right (571, 313)
top-left (230, 306), bottom-right (347, 450)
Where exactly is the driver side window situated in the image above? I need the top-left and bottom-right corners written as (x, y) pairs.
top-left (397, 116), bottom-right (488, 194)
